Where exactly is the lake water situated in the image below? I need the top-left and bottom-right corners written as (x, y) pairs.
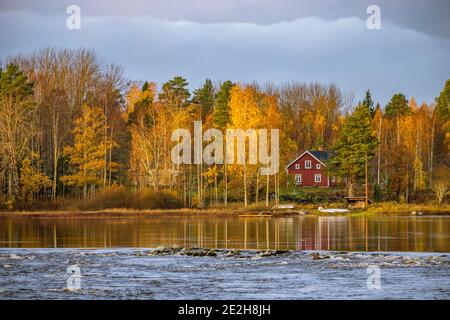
top-left (0, 215), bottom-right (449, 252)
top-left (1, 215), bottom-right (449, 299)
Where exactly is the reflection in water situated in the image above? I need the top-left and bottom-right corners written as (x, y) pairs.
top-left (0, 216), bottom-right (449, 252)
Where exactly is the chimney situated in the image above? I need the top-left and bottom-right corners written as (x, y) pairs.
top-left (318, 145), bottom-right (324, 152)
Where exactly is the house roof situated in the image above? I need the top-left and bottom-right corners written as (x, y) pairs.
top-left (309, 151), bottom-right (331, 163)
top-left (284, 150), bottom-right (331, 169)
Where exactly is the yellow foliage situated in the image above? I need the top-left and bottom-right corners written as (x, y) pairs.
top-left (20, 153), bottom-right (51, 202)
top-left (61, 104), bottom-right (113, 189)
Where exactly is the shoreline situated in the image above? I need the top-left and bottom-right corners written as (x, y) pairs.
top-left (0, 205), bottom-right (449, 218)
top-left (0, 208), bottom-right (244, 218)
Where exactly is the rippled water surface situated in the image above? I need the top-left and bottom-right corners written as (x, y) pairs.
top-left (0, 215), bottom-right (449, 299)
top-left (0, 249), bottom-right (449, 299)
top-left (1, 215), bottom-right (449, 251)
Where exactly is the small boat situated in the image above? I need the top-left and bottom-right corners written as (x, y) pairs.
top-left (318, 206), bottom-right (350, 213)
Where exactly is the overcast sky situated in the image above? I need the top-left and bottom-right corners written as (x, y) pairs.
top-left (1, 0), bottom-right (449, 105)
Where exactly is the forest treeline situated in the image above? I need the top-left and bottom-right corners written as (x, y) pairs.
top-left (0, 48), bottom-right (448, 210)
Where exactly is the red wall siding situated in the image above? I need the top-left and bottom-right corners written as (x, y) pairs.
top-left (286, 153), bottom-right (329, 187)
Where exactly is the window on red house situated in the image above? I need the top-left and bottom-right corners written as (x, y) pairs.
top-left (305, 160), bottom-right (311, 169)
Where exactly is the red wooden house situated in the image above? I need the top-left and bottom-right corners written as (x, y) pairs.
top-left (285, 150), bottom-right (334, 187)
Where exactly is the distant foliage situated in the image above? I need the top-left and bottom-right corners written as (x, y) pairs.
top-left (0, 49), bottom-right (449, 209)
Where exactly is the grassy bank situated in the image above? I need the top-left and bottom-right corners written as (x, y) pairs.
top-left (356, 203), bottom-right (450, 216)
top-left (1, 202), bottom-right (448, 218)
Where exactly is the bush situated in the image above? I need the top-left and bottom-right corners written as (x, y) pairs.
top-left (78, 187), bottom-right (182, 211)
top-left (133, 189), bottom-right (181, 210)
top-left (78, 186), bottom-right (132, 211)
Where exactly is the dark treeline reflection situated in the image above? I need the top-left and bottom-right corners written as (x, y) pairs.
top-left (0, 216), bottom-right (449, 252)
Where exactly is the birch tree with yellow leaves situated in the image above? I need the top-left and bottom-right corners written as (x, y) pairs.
top-left (228, 85), bottom-right (264, 207)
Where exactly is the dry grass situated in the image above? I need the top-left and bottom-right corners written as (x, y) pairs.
top-left (361, 202), bottom-right (450, 215)
top-left (1, 200), bottom-right (448, 218)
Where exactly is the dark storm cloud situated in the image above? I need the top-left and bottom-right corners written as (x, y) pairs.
top-left (0, 0), bottom-right (449, 106)
top-left (1, 0), bottom-right (449, 38)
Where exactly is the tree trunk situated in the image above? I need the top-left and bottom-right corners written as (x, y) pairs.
top-left (348, 181), bottom-right (355, 197)
top-left (265, 174), bottom-right (269, 208)
top-left (214, 166), bottom-right (218, 205)
top-left (52, 111), bottom-right (59, 202)
top-left (429, 115), bottom-right (435, 187)
top-left (255, 170), bottom-right (259, 204)
top-left (243, 163), bottom-right (247, 207)
top-left (224, 163), bottom-right (228, 206)
top-left (108, 124), bottom-right (114, 187)
top-left (377, 115), bottom-right (382, 185)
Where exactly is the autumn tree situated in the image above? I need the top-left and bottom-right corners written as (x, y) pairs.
top-left (276, 82), bottom-right (348, 152)
top-left (228, 85), bottom-right (264, 207)
top-left (0, 64), bottom-right (35, 204)
top-left (432, 165), bottom-right (449, 205)
top-left (8, 48), bottom-right (123, 201)
top-left (61, 105), bottom-right (114, 200)
top-left (20, 153), bottom-right (51, 203)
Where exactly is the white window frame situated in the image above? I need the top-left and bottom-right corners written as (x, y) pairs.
top-left (295, 163), bottom-right (300, 169)
top-left (316, 164), bottom-right (321, 169)
top-left (314, 174), bottom-right (321, 183)
top-left (305, 160), bottom-right (312, 169)
top-left (295, 174), bottom-right (302, 184)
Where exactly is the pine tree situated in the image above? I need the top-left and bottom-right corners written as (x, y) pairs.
top-left (328, 103), bottom-right (378, 187)
top-left (192, 79), bottom-right (215, 120)
top-left (435, 79), bottom-right (450, 123)
top-left (212, 81), bottom-right (233, 130)
top-left (362, 89), bottom-right (375, 117)
top-left (159, 76), bottom-right (190, 109)
top-left (385, 93), bottom-right (410, 118)
top-left (435, 78), bottom-right (450, 152)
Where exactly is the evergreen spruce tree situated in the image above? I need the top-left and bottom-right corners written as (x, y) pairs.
top-left (328, 103), bottom-right (378, 188)
top-left (435, 79), bottom-right (450, 153)
top-left (212, 81), bottom-right (233, 130)
top-left (362, 89), bottom-right (375, 117)
top-left (435, 79), bottom-right (450, 123)
top-left (192, 79), bottom-right (215, 120)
